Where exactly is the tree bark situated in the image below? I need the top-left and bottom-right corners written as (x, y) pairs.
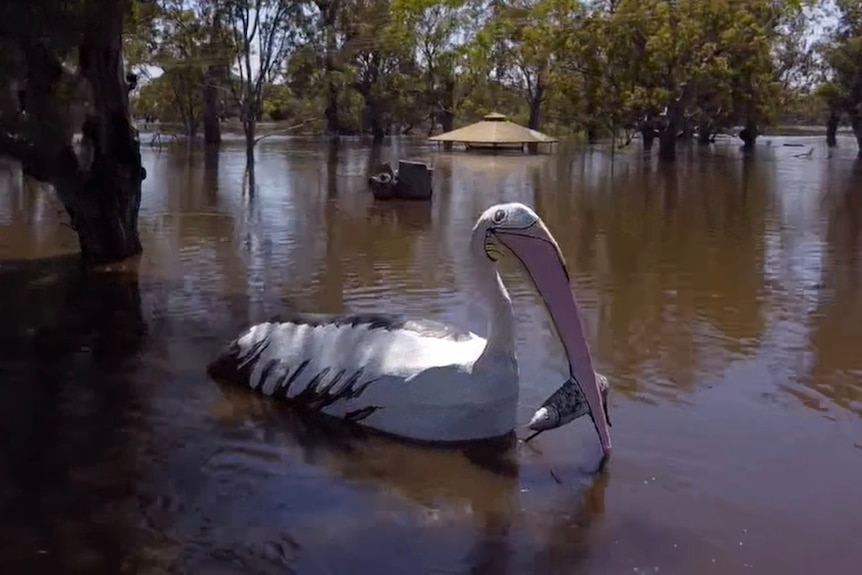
top-left (641, 126), bottom-right (656, 151)
top-left (739, 118), bottom-right (759, 150)
top-left (658, 128), bottom-right (677, 162)
top-left (55, 139), bottom-right (144, 266)
top-left (439, 80), bottom-right (455, 151)
top-left (526, 83), bottom-right (544, 155)
top-left (0, 1), bottom-right (142, 266)
top-left (244, 119), bottom-right (256, 169)
top-left (203, 69), bottom-right (222, 145)
top-left (68, 2), bottom-right (143, 265)
top-left (323, 14), bottom-right (340, 139)
top-left (365, 99), bottom-right (385, 143)
top-left (203, 7), bottom-right (224, 146)
top-left (658, 100), bottom-right (687, 162)
top-left (640, 115), bottom-right (660, 151)
top-left (527, 95), bottom-right (543, 130)
top-left (826, 112), bottom-right (839, 148)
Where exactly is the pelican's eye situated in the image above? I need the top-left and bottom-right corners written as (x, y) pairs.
top-left (492, 209), bottom-right (507, 225)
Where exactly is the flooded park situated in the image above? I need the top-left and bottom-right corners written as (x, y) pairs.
top-left (1, 135), bottom-right (861, 574)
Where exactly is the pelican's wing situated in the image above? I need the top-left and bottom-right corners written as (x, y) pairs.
top-left (207, 313), bottom-right (482, 416)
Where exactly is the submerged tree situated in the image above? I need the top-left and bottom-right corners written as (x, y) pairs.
top-left (817, 0), bottom-right (862, 153)
top-left (225, 0), bottom-right (299, 169)
top-left (125, 0), bottom-right (233, 143)
top-left (0, 0), bottom-right (145, 265)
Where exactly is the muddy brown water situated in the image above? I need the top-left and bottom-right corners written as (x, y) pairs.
top-left (0, 136), bottom-right (861, 574)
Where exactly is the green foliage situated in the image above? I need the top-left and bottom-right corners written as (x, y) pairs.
top-left (815, 0), bottom-right (862, 118)
top-left (117, 0), bottom-right (853, 150)
top-left (261, 83), bottom-right (293, 120)
top-left (126, 0), bottom-right (236, 134)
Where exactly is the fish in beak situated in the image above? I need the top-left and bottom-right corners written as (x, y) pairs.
top-left (491, 217), bottom-right (613, 458)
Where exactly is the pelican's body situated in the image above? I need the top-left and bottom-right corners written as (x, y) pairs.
top-left (208, 202), bottom-right (613, 455)
top-left (209, 312), bottom-right (518, 442)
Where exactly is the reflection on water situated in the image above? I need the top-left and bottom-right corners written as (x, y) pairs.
top-left (1, 137), bottom-right (862, 573)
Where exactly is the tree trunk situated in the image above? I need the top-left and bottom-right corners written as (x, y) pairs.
top-left (203, 70), bottom-right (221, 145)
top-left (658, 128), bottom-right (677, 162)
top-left (658, 99), bottom-right (687, 162)
top-left (438, 107), bottom-right (455, 152)
top-left (739, 118), bottom-right (759, 150)
top-left (69, 0), bottom-right (144, 265)
top-left (324, 79), bottom-right (339, 137)
top-left (826, 112), bottom-right (839, 148)
top-left (640, 115), bottom-right (660, 151)
top-left (244, 120), bottom-right (256, 169)
top-left (641, 126), bottom-right (656, 151)
top-left (57, 138), bottom-right (143, 265)
top-left (697, 128), bottom-right (712, 145)
top-left (527, 93), bottom-right (543, 130)
top-left (678, 117), bottom-right (693, 140)
top-left (367, 100), bottom-right (385, 143)
top-left (323, 17), bottom-right (340, 139)
top-left (243, 119), bottom-right (256, 196)
top-left (203, 7), bottom-right (223, 146)
top-left (526, 90), bottom-right (543, 155)
top-left (0, 1), bottom-right (143, 266)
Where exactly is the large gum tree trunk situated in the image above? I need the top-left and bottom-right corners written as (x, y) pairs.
top-left (0, 1), bottom-right (141, 266)
top-left (826, 112), bottom-right (839, 148)
top-left (67, 1), bottom-right (144, 264)
top-left (203, 70), bottom-right (222, 146)
top-left (203, 7), bottom-right (224, 146)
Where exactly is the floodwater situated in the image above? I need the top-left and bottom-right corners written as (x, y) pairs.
top-left (1, 135), bottom-right (861, 574)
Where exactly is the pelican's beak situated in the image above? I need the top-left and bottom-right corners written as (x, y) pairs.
top-left (494, 221), bottom-right (613, 458)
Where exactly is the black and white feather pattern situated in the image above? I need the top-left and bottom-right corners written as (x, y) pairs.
top-left (207, 312), bottom-right (488, 425)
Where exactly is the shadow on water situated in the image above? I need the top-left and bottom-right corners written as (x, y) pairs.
top-left (209, 382), bottom-right (521, 495)
top-left (204, 384), bottom-right (610, 574)
top-left (0, 255), bottom-right (147, 573)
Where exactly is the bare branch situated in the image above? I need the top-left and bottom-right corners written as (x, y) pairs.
top-left (252, 118), bottom-right (313, 145)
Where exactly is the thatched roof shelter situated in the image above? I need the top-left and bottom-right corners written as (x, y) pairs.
top-left (428, 113), bottom-right (558, 149)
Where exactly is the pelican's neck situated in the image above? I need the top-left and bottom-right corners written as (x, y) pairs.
top-left (472, 248), bottom-right (516, 364)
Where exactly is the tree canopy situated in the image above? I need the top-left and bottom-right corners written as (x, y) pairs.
top-left (119, 0), bottom-right (862, 158)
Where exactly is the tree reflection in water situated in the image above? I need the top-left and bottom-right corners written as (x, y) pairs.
top-left (0, 255), bottom-right (147, 573)
top-left (205, 384), bottom-right (609, 575)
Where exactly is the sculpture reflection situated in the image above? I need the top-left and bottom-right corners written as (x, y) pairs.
top-left (208, 381), bottom-right (610, 574)
top-left (210, 383), bottom-right (520, 510)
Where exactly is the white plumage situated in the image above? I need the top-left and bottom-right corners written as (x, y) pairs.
top-left (208, 202), bottom-right (613, 453)
top-left (211, 314), bottom-right (518, 442)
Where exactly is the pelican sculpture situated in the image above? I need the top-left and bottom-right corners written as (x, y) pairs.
top-left (207, 202), bottom-right (612, 457)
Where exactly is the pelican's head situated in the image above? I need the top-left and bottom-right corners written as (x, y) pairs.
top-left (472, 202), bottom-right (556, 263)
top-left (471, 202), bottom-right (613, 459)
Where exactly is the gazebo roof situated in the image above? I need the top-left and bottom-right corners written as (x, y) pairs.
top-left (428, 113), bottom-right (558, 145)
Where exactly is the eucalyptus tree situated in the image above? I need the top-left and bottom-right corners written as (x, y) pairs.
top-left (224, 0), bottom-right (302, 167)
top-left (816, 0), bottom-right (862, 152)
top-left (0, 0), bottom-right (146, 265)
